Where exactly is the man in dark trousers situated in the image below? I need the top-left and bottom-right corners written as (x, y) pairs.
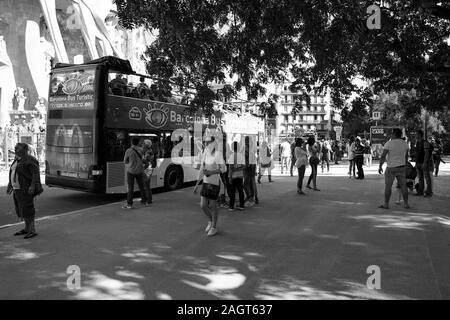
top-left (378, 128), bottom-right (410, 209)
top-left (123, 138), bottom-right (148, 209)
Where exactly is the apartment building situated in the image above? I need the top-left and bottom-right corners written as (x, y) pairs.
top-left (276, 84), bottom-right (336, 139)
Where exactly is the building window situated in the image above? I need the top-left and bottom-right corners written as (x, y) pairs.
top-left (284, 115), bottom-right (289, 123)
top-left (314, 115), bottom-right (318, 121)
top-left (284, 106), bottom-right (288, 112)
top-left (285, 95), bottom-right (288, 103)
top-left (284, 86), bottom-right (287, 91)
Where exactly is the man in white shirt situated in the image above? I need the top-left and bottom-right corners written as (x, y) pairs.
top-left (378, 128), bottom-right (410, 209)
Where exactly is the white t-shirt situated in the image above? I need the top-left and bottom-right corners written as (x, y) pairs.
top-left (281, 142), bottom-right (291, 158)
top-left (383, 139), bottom-right (409, 168)
top-left (199, 148), bottom-right (227, 186)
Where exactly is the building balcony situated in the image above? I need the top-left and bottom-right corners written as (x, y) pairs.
top-left (279, 109), bottom-right (327, 115)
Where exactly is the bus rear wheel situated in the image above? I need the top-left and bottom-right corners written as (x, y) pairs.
top-left (164, 165), bottom-right (183, 191)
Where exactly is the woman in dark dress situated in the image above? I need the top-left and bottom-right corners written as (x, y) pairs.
top-left (7, 143), bottom-right (41, 239)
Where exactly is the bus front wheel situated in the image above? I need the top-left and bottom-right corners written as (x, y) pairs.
top-left (164, 165), bottom-right (183, 191)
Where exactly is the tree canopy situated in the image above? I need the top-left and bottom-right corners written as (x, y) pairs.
top-left (114, 0), bottom-right (450, 116)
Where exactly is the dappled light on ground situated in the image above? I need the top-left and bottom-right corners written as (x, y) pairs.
top-left (71, 271), bottom-right (145, 300)
top-left (254, 277), bottom-right (413, 300)
top-left (121, 248), bottom-right (166, 264)
top-left (181, 265), bottom-right (246, 299)
top-left (351, 211), bottom-right (449, 231)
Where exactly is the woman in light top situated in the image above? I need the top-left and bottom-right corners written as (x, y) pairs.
top-left (347, 136), bottom-right (356, 178)
top-left (193, 136), bottom-right (227, 237)
top-left (294, 138), bottom-right (308, 195)
top-left (306, 136), bottom-right (321, 191)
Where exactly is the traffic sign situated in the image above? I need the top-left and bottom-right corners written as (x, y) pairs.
top-left (372, 112), bottom-right (381, 120)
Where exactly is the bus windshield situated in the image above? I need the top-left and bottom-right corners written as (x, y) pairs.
top-left (46, 68), bottom-right (96, 179)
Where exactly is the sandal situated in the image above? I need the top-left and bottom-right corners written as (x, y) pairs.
top-left (24, 232), bottom-right (38, 239)
top-left (14, 230), bottom-right (27, 236)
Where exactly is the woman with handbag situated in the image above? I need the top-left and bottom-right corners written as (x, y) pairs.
top-left (228, 141), bottom-right (246, 211)
top-left (294, 138), bottom-right (308, 195)
top-left (306, 136), bottom-right (321, 191)
top-left (193, 136), bottom-right (227, 237)
top-left (7, 143), bottom-right (42, 239)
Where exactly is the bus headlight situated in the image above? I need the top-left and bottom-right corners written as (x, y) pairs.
top-left (88, 166), bottom-right (103, 180)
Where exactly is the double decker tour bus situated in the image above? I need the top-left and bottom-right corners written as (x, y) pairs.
top-left (45, 56), bottom-right (224, 193)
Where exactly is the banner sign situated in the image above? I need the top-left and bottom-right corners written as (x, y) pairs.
top-left (105, 95), bottom-right (223, 131)
top-left (48, 69), bottom-right (96, 110)
top-left (370, 126), bottom-right (404, 159)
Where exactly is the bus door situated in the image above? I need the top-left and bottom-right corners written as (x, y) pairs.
top-left (105, 132), bottom-right (159, 194)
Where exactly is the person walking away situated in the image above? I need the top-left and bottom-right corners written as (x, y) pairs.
top-left (306, 136), bottom-right (320, 191)
top-left (414, 130), bottom-right (433, 197)
top-left (228, 141), bottom-right (246, 211)
top-left (142, 139), bottom-right (155, 205)
top-left (432, 136), bottom-right (443, 177)
top-left (321, 139), bottom-right (331, 173)
top-left (378, 128), bottom-right (410, 209)
top-left (123, 138), bottom-right (148, 209)
top-left (364, 140), bottom-right (373, 167)
top-left (193, 136), bottom-right (227, 237)
top-left (294, 138), bottom-right (308, 195)
top-left (290, 139), bottom-right (297, 177)
top-left (354, 137), bottom-right (365, 179)
top-left (280, 140), bottom-right (291, 174)
top-left (347, 136), bottom-right (356, 178)
top-left (258, 141), bottom-right (273, 183)
top-left (7, 143), bottom-right (42, 239)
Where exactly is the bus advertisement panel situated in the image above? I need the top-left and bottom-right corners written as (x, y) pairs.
top-left (46, 68), bottom-right (96, 181)
top-left (105, 95), bottom-right (223, 132)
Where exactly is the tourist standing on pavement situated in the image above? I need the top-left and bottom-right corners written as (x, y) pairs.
top-left (364, 140), bottom-right (373, 167)
top-left (332, 140), bottom-right (341, 164)
top-left (306, 136), bottom-right (320, 191)
top-left (414, 130), bottom-right (433, 197)
top-left (7, 143), bottom-right (42, 239)
top-left (258, 141), bottom-right (273, 183)
top-left (244, 137), bottom-right (259, 206)
top-left (294, 138), bottom-right (308, 195)
top-left (378, 128), bottom-right (410, 209)
top-left (432, 136), bottom-right (444, 177)
top-left (123, 137), bottom-right (148, 209)
top-left (354, 137), bottom-right (365, 179)
top-left (193, 136), bottom-right (227, 237)
top-left (142, 139), bottom-right (155, 205)
top-left (228, 141), bottom-right (246, 211)
top-left (280, 139), bottom-right (291, 175)
top-left (347, 136), bottom-right (356, 178)
top-left (321, 138), bottom-right (331, 173)
top-left (290, 139), bottom-right (297, 177)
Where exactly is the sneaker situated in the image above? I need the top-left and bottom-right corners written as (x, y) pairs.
top-left (205, 221), bottom-right (212, 233)
top-left (122, 204), bottom-right (132, 209)
top-left (244, 201), bottom-right (254, 208)
top-left (144, 202), bottom-right (151, 207)
top-left (228, 208), bottom-right (235, 212)
top-left (207, 227), bottom-right (217, 237)
top-left (235, 206), bottom-right (245, 211)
